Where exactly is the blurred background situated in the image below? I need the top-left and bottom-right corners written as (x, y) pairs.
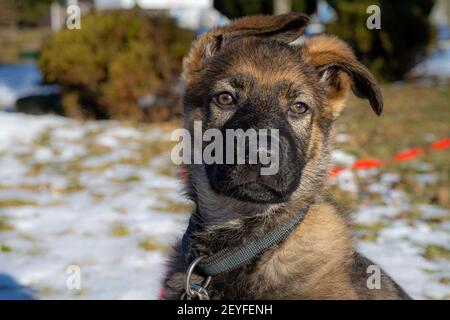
top-left (0, 0), bottom-right (448, 300)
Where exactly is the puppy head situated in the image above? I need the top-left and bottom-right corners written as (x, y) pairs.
top-left (182, 14), bottom-right (382, 213)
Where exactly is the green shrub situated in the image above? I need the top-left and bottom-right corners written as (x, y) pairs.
top-left (326, 0), bottom-right (436, 81)
top-left (39, 11), bottom-right (194, 122)
top-left (214, 0), bottom-right (436, 81)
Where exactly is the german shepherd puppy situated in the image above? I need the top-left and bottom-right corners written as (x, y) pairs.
top-left (162, 13), bottom-right (411, 300)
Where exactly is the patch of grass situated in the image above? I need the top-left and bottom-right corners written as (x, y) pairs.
top-left (113, 207), bottom-right (127, 214)
top-left (338, 84), bottom-right (450, 159)
top-left (35, 131), bottom-right (52, 147)
top-left (19, 233), bottom-right (35, 241)
top-left (138, 237), bottom-right (169, 252)
top-left (82, 231), bottom-right (94, 238)
top-left (422, 245), bottom-right (450, 261)
top-left (397, 175), bottom-right (450, 210)
top-left (354, 223), bottom-right (388, 242)
top-left (27, 246), bottom-right (43, 256)
top-left (109, 223), bottom-right (130, 237)
top-left (90, 192), bottom-right (105, 202)
top-left (38, 286), bottom-right (55, 297)
top-left (0, 199), bottom-right (37, 207)
top-left (0, 217), bottom-right (14, 232)
top-left (82, 162), bottom-right (114, 173)
top-left (394, 208), bottom-right (423, 221)
top-left (140, 140), bottom-right (176, 162)
top-left (71, 288), bottom-right (87, 297)
top-left (150, 188), bottom-right (192, 214)
top-left (57, 177), bottom-right (85, 194)
top-left (15, 152), bottom-right (33, 163)
top-left (55, 229), bottom-right (74, 236)
top-left (65, 158), bottom-right (85, 173)
top-left (124, 175), bottom-right (142, 183)
top-left (44, 199), bottom-right (65, 207)
top-left (327, 188), bottom-right (358, 213)
top-left (0, 183), bottom-right (48, 192)
top-left (155, 163), bottom-right (176, 177)
top-left (86, 144), bottom-right (111, 157)
top-left (434, 185), bottom-right (449, 208)
top-left (421, 268), bottom-right (443, 274)
top-left (25, 163), bottom-right (45, 177)
top-left (1, 242), bottom-right (12, 253)
top-left (154, 197), bottom-right (192, 214)
top-left (334, 83), bottom-right (450, 209)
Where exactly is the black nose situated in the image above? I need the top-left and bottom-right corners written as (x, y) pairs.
top-left (205, 105), bottom-right (303, 203)
top-left (206, 129), bottom-right (301, 204)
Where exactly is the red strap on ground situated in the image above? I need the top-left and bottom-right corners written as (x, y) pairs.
top-left (430, 138), bottom-right (450, 150)
top-left (329, 137), bottom-right (449, 177)
top-left (329, 166), bottom-right (345, 177)
top-left (352, 158), bottom-right (383, 170)
top-left (175, 137), bottom-right (449, 179)
top-left (393, 147), bottom-right (424, 162)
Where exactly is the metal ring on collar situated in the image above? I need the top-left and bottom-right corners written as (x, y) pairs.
top-left (183, 256), bottom-right (212, 298)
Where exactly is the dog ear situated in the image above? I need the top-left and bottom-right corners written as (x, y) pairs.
top-left (220, 13), bottom-right (310, 43)
top-left (183, 13), bottom-right (309, 83)
top-left (305, 35), bottom-right (383, 117)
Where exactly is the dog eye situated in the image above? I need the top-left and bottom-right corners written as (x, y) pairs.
top-left (290, 102), bottom-right (310, 115)
top-left (215, 92), bottom-right (235, 106)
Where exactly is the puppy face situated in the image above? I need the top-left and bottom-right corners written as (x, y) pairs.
top-left (182, 14), bottom-right (382, 211)
top-left (185, 39), bottom-right (323, 203)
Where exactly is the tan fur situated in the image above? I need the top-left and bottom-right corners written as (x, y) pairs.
top-left (252, 203), bottom-right (357, 299)
top-left (182, 13), bottom-right (308, 85)
top-left (305, 35), bottom-right (364, 117)
top-left (305, 35), bottom-right (383, 116)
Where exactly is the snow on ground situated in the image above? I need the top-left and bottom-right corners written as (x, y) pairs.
top-left (0, 112), bottom-right (449, 299)
top-left (332, 155), bottom-right (450, 299)
top-left (0, 112), bottom-right (188, 299)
